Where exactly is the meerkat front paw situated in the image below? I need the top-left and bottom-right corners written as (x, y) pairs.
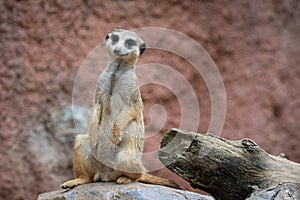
top-left (112, 132), bottom-right (122, 145)
top-left (112, 124), bottom-right (123, 146)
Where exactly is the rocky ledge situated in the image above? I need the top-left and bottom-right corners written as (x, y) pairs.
top-left (37, 182), bottom-right (214, 200)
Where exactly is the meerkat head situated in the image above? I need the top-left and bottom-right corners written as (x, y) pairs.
top-left (105, 29), bottom-right (146, 64)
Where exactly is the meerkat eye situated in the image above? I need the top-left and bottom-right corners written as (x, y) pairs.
top-left (125, 39), bottom-right (136, 48)
top-left (111, 34), bottom-right (119, 44)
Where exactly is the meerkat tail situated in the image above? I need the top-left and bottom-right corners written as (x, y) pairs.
top-left (138, 173), bottom-right (179, 189)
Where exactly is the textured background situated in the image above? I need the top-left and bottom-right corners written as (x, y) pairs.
top-left (0, 1), bottom-right (299, 199)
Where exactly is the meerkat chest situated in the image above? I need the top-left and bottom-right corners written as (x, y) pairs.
top-left (110, 71), bottom-right (139, 104)
top-left (113, 73), bottom-right (136, 93)
top-left (109, 68), bottom-right (138, 103)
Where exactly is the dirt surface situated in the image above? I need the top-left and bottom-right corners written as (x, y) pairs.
top-left (0, 1), bottom-right (299, 199)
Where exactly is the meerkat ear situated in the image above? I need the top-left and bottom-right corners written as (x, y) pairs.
top-left (139, 43), bottom-right (147, 55)
top-left (113, 28), bottom-right (122, 32)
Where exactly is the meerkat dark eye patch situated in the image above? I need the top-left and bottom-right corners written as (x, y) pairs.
top-left (125, 39), bottom-right (136, 48)
top-left (111, 34), bottom-right (119, 45)
top-left (105, 34), bottom-right (109, 40)
top-left (139, 43), bottom-right (146, 55)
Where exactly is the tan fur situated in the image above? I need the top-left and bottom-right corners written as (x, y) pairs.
top-left (61, 29), bottom-right (178, 189)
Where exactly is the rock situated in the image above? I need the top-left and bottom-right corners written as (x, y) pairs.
top-left (246, 183), bottom-right (300, 200)
top-left (37, 182), bottom-right (214, 200)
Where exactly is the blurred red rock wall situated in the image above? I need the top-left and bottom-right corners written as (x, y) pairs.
top-left (0, 1), bottom-right (299, 199)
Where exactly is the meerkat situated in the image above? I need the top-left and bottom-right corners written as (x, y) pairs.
top-left (61, 29), bottom-right (178, 189)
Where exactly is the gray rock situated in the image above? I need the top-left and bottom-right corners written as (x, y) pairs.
top-left (246, 183), bottom-right (300, 200)
top-left (37, 182), bottom-right (214, 200)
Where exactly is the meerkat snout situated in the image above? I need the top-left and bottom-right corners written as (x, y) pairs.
top-left (105, 29), bottom-right (146, 61)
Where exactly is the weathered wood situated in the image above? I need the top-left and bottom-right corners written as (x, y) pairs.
top-left (159, 128), bottom-right (300, 200)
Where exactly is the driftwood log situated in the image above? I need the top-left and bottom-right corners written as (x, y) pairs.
top-left (158, 129), bottom-right (300, 200)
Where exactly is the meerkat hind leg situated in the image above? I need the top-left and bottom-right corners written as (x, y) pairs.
top-left (116, 176), bottom-right (135, 184)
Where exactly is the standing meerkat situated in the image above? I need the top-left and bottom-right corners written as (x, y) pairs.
top-left (61, 29), bottom-right (178, 189)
